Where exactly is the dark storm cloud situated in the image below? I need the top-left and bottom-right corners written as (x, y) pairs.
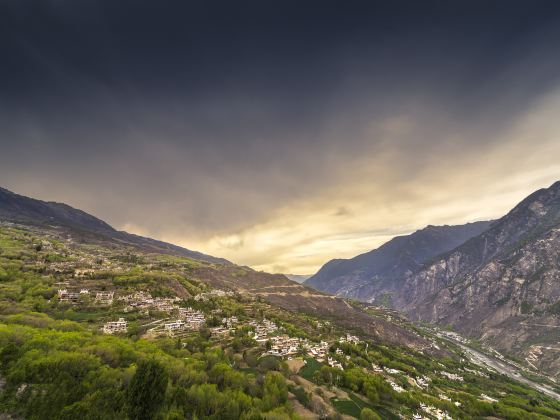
top-left (2, 1), bottom-right (560, 271)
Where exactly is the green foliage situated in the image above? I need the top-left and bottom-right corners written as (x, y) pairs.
top-left (1, 224), bottom-right (560, 420)
top-left (521, 300), bottom-right (533, 314)
top-left (360, 407), bottom-right (381, 420)
top-left (127, 359), bottom-right (169, 419)
top-left (262, 371), bottom-right (288, 411)
top-left (331, 398), bottom-right (362, 418)
top-left (0, 319), bottom-right (291, 419)
top-left (298, 357), bottom-right (321, 381)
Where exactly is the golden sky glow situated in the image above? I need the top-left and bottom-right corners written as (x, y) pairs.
top-left (3, 2), bottom-right (560, 276)
top-left (129, 90), bottom-right (560, 274)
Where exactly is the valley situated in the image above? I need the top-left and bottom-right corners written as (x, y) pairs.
top-left (307, 181), bottom-right (560, 381)
top-left (1, 210), bottom-right (560, 418)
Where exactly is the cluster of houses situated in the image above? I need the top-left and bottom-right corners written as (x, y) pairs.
top-left (178, 307), bottom-right (206, 329)
top-left (57, 288), bottom-right (90, 303)
top-left (463, 367), bottom-right (489, 378)
top-left (96, 289), bottom-right (239, 338)
top-left (46, 255), bottom-right (123, 276)
top-left (387, 380), bottom-right (405, 393)
top-left (266, 336), bottom-right (302, 357)
top-left (415, 376), bottom-right (431, 389)
top-left (118, 291), bottom-right (181, 314)
top-left (440, 371), bottom-right (464, 381)
top-left (210, 326), bottom-right (232, 337)
top-left (371, 363), bottom-right (436, 394)
top-left (143, 307), bottom-right (209, 337)
top-left (327, 356), bottom-right (344, 370)
top-left (164, 320), bottom-right (187, 334)
top-left (249, 318), bottom-right (279, 341)
top-left (245, 317), bottom-right (345, 363)
top-left (306, 341), bottom-right (331, 361)
top-left (57, 287), bottom-right (115, 305)
top-left (414, 403), bottom-right (454, 420)
top-left (339, 333), bottom-right (361, 344)
top-left (222, 316), bottom-right (239, 328)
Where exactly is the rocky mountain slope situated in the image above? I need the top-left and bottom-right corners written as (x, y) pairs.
top-left (305, 221), bottom-right (492, 303)
top-left (398, 181), bottom-right (560, 375)
top-left (0, 186), bottom-right (229, 264)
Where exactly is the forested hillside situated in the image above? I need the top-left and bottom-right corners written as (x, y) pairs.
top-left (0, 221), bottom-right (559, 419)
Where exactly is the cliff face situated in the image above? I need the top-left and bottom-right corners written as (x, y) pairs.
top-left (400, 181), bottom-right (560, 374)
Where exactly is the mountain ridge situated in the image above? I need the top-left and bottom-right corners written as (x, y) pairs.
top-left (0, 185), bottom-right (431, 350)
top-left (397, 180), bottom-right (560, 374)
top-left (305, 221), bottom-right (493, 303)
top-left (0, 186), bottom-right (230, 265)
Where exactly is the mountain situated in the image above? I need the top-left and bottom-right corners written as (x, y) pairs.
top-left (305, 221), bottom-right (492, 303)
top-left (398, 180), bottom-right (560, 374)
top-left (0, 186), bottom-right (229, 264)
top-left (0, 186), bottom-right (429, 349)
top-left (0, 186), bottom-right (115, 233)
top-left (3, 215), bottom-right (560, 418)
top-left (2, 186), bottom-right (560, 418)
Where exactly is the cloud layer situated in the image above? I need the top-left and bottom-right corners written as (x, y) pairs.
top-left (2, 1), bottom-right (560, 273)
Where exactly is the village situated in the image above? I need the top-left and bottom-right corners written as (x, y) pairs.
top-left (55, 276), bottom-right (378, 373)
top-left (1, 221), bottom-right (545, 419)
top-left (51, 278), bottom-right (496, 420)
top-left (7, 222), bottom-right (505, 420)
top-left (50, 259), bottom-right (483, 420)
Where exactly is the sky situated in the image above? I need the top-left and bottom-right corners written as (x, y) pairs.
top-left (2, 1), bottom-right (560, 274)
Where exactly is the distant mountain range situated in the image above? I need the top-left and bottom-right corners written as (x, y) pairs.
top-left (305, 221), bottom-right (493, 302)
top-left (284, 274), bottom-right (311, 283)
top-left (398, 180), bottom-right (560, 374)
top-left (307, 180), bottom-right (560, 374)
top-left (0, 187), bottom-right (229, 265)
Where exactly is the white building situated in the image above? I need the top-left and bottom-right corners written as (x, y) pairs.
top-left (179, 308), bottom-right (206, 329)
top-left (103, 318), bottom-right (127, 334)
top-left (164, 320), bottom-right (186, 333)
top-left (58, 289), bottom-right (81, 303)
top-left (222, 316), bottom-right (239, 328)
top-left (340, 333), bottom-right (361, 344)
top-left (327, 357), bottom-right (344, 370)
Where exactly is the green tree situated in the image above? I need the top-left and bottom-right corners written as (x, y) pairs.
top-left (262, 371), bottom-right (288, 410)
top-left (127, 359), bottom-right (169, 419)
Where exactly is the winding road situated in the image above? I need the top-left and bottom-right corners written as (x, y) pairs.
top-left (446, 338), bottom-right (560, 401)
